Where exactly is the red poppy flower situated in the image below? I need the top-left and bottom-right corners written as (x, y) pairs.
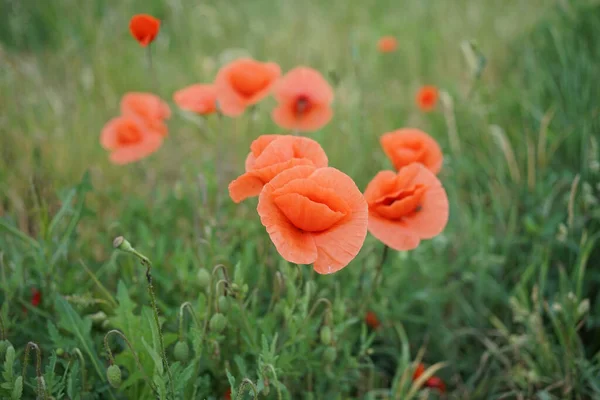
top-left (258, 165), bottom-right (368, 274)
top-left (173, 84), bottom-right (218, 115)
top-left (100, 116), bottom-right (164, 164)
top-left (215, 58), bottom-right (281, 116)
top-left (120, 92), bottom-right (171, 136)
top-left (365, 311), bottom-right (381, 329)
top-left (229, 135), bottom-right (328, 203)
top-left (224, 388), bottom-right (232, 400)
top-left (416, 86), bottom-right (439, 112)
top-left (377, 36), bottom-right (398, 53)
top-left (412, 363), bottom-right (425, 381)
top-left (380, 128), bottom-right (443, 174)
top-left (129, 14), bottom-right (160, 47)
top-left (364, 163), bottom-right (449, 251)
top-left (31, 288), bottom-right (41, 307)
top-left (271, 67), bottom-right (334, 132)
top-left (425, 376), bottom-right (447, 393)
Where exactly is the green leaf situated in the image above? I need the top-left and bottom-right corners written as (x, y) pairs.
top-left (226, 369), bottom-right (236, 398)
top-left (67, 361), bottom-right (81, 400)
top-left (2, 345), bottom-right (15, 384)
top-left (11, 376), bottom-right (22, 400)
top-left (141, 337), bottom-right (163, 375)
top-left (54, 296), bottom-right (104, 382)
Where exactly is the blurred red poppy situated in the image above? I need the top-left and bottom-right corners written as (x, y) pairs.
top-left (416, 86), bottom-right (439, 112)
top-left (31, 288), bottom-right (41, 307)
top-left (129, 14), bottom-right (160, 47)
top-left (365, 311), bottom-right (381, 329)
top-left (426, 376), bottom-right (447, 393)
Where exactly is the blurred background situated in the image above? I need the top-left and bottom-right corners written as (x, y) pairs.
top-left (1, 0), bottom-right (600, 398)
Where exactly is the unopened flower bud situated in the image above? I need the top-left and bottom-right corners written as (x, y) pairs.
top-left (107, 364), bottom-right (122, 388)
top-left (174, 341), bottom-right (190, 363)
top-left (209, 313), bottom-right (227, 333)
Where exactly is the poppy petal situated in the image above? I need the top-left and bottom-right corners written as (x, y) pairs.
top-left (368, 213), bottom-right (421, 251)
top-left (258, 166), bottom-right (319, 264)
top-left (309, 168), bottom-right (368, 274)
top-left (109, 134), bottom-right (163, 165)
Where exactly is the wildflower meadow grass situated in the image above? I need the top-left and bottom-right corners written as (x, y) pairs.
top-left (1, 0), bottom-right (599, 399)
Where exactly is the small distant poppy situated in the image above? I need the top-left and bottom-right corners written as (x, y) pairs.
top-left (224, 388), bottom-right (232, 400)
top-left (258, 165), bottom-right (368, 274)
top-left (412, 363), bottom-right (425, 381)
top-left (364, 163), bottom-right (449, 251)
top-left (100, 116), bottom-right (163, 164)
top-left (425, 376), bottom-right (447, 393)
top-left (365, 311), bottom-right (381, 330)
top-left (416, 86), bottom-right (439, 112)
top-left (380, 128), bottom-right (443, 174)
top-left (173, 84), bottom-right (218, 115)
top-left (229, 135), bottom-right (328, 203)
top-left (31, 288), bottom-right (41, 307)
top-left (120, 92), bottom-right (171, 136)
top-left (215, 58), bottom-right (281, 116)
top-left (271, 66), bottom-right (334, 132)
top-left (129, 14), bottom-right (161, 47)
top-left (377, 36), bottom-right (398, 53)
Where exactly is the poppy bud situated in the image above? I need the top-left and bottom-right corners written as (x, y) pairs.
top-left (323, 346), bottom-right (337, 364)
top-left (197, 269), bottom-right (211, 289)
top-left (209, 313), bottom-right (227, 333)
top-left (113, 236), bottom-right (134, 252)
top-left (217, 296), bottom-right (230, 313)
top-left (174, 340), bottom-right (190, 363)
top-left (107, 364), bottom-right (122, 388)
top-left (320, 326), bottom-right (332, 345)
top-left (56, 348), bottom-right (64, 357)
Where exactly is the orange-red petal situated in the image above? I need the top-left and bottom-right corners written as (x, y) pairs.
top-left (271, 103), bottom-right (333, 132)
top-left (129, 14), bottom-right (160, 47)
top-left (257, 166), bottom-right (319, 264)
top-left (380, 128), bottom-right (443, 174)
top-left (173, 84), bottom-right (218, 115)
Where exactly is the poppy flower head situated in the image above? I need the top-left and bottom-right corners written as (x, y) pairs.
top-left (377, 36), bottom-right (398, 53)
top-left (365, 311), bottom-right (381, 329)
top-left (129, 14), bottom-right (160, 47)
top-left (229, 135), bottom-right (328, 203)
top-left (31, 288), bottom-right (41, 307)
top-left (425, 376), bottom-right (447, 393)
top-left (272, 67), bottom-right (334, 132)
top-left (215, 58), bottom-right (281, 116)
top-left (364, 163), bottom-right (449, 251)
top-left (100, 116), bottom-right (163, 165)
top-left (416, 86), bottom-right (439, 112)
top-left (120, 92), bottom-right (171, 136)
top-left (224, 388), bottom-right (232, 400)
top-left (258, 165), bottom-right (368, 274)
top-left (174, 84), bottom-right (218, 115)
top-left (380, 128), bottom-right (443, 174)
top-left (412, 363), bottom-right (425, 381)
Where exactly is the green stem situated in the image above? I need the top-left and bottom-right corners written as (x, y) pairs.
top-left (364, 245), bottom-right (390, 310)
top-left (235, 378), bottom-right (258, 400)
top-left (22, 342), bottom-right (48, 400)
top-left (179, 302), bottom-right (200, 341)
top-left (104, 329), bottom-right (159, 397)
top-left (73, 348), bottom-right (87, 394)
top-left (0, 219), bottom-right (40, 250)
top-left (141, 258), bottom-right (176, 399)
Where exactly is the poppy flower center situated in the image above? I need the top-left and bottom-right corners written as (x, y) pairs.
top-left (272, 179), bottom-right (351, 232)
top-left (294, 95), bottom-right (312, 116)
top-left (420, 91), bottom-right (435, 105)
top-left (230, 67), bottom-right (271, 98)
top-left (117, 122), bottom-right (143, 145)
top-left (371, 184), bottom-right (427, 220)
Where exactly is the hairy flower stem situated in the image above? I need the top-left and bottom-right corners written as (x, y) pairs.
top-left (235, 378), bottom-right (259, 400)
top-left (22, 342), bottom-right (48, 400)
top-left (73, 348), bottom-right (87, 393)
top-left (113, 237), bottom-right (175, 399)
top-left (0, 313), bottom-right (5, 340)
top-left (178, 302), bottom-right (200, 341)
top-left (104, 329), bottom-right (159, 397)
top-left (364, 245), bottom-right (390, 311)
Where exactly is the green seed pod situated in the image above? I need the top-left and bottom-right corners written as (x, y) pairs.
top-left (174, 340), bottom-right (190, 363)
top-left (55, 348), bottom-right (64, 357)
top-left (107, 364), bottom-right (122, 388)
top-left (209, 313), bottom-right (227, 333)
top-left (323, 347), bottom-right (337, 364)
top-left (217, 296), bottom-right (229, 313)
top-left (197, 269), bottom-right (211, 289)
top-left (320, 326), bottom-right (332, 345)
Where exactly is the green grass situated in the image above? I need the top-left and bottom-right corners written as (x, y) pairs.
top-left (1, 0), bottom-right (600, 398)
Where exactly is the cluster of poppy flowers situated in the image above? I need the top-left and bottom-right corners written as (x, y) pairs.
top-left (100, 14), bottom-right (449, 274)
